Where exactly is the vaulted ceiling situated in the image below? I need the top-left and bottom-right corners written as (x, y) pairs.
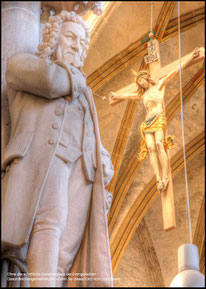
top-left (82, 1), bottom-right (205, 287)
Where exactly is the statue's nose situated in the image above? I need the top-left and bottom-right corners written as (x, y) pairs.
top-left (72, 38), bottom-right (81, 51)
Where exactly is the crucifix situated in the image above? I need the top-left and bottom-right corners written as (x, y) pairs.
top-left (104, 34), bottom-right (204, 231)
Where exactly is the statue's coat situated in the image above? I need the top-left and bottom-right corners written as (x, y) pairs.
top-left (2, 53), bottom-right (113, 287)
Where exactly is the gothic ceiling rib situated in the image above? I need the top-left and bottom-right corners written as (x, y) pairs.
top-left (163, 5), bottom-right (205, 42)
top-left (111, 131), bottom-right (205, 274)
top-left (106, 1), bottom-right (176, 196)
top-left (155, 1), bottom-right (176, 41)
top-left (193, 197), bottom-right (205, 274)
top-left (87, 6), bottom-right (204, 92)
top-left (108, 68), bottom-right (205, 233)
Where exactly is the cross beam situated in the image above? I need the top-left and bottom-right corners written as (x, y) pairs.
top-left (109, 47), bottom-right (205, 106)
top-left (148, 38), bottom-right (175, 232)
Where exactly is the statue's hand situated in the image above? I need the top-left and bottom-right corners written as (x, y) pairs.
top-left (100, 143), bottom-right (114, 187)
top-left (193, 47), bottom-right (200, 58)
top-left (56, 45), bottom-right (63, 61)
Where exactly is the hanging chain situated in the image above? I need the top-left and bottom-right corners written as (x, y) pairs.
top-left (149, 1), bottom-right (154, 48)
top-left (150, 1), bottom-right (154, 35)
top-left (178, 1), bottom-right (192, 244)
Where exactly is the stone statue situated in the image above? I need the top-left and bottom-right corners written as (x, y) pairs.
top-left (106, 48), bottom-right (200, 192)
top-left (2, 11), bottom-right (114, 287)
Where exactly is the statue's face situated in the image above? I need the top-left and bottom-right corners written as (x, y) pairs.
top-left (138, 77), bottom-right (149, 89)
top-left (55, 21), bottom-right (86, 68)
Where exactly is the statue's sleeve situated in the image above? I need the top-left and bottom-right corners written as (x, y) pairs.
top-left (5, 52), bottom-right (71, 99)
top-left (100, 142), bottom-right (114, 187)
top-left (54, 61), bottom-right (88, 102)
top-left (99, 142), bottom-right (114, 213)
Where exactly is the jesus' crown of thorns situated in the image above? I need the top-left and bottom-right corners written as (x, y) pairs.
top-left (131, 69), bottom-right (150, 80)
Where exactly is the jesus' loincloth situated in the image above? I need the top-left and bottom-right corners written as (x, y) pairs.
top-left (137, 112), bottom-right (175, 160)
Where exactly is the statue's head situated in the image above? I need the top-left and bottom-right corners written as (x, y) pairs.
top-left (135, 70), bottom-right (156, 94)
top-left (36, 11), bottom-right (90, 70)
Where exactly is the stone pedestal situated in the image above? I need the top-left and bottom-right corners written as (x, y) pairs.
top-left (1, 1), bottom-right (41, 150)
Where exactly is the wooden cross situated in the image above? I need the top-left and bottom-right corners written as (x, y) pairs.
top-left (145, 37), bottom-right (175, 232)
top-left (108, 46), bottom-right (204, 106)
top-left (107, 41), bottom-right (204, 232)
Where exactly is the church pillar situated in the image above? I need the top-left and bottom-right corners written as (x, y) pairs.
top-left (1, 1), bottom-right (41, 150)
top-left (1, 4), bottom-right (41, 286)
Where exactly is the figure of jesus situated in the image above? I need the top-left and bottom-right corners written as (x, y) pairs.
top-left (106, 48), bottom-right (200, 192)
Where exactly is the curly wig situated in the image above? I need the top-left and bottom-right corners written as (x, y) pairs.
top-left (36, 11), bottom-right (90, 64)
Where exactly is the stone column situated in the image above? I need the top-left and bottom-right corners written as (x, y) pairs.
top-left (1, 4), bottom-right (41, 286)
top-left (1, 1), bottom-right (41, 150)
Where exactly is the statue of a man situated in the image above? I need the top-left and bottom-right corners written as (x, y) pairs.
top-left (107, 48), bottom-right (200, 192)
top-left (2, 11), bottom-right (114, 287)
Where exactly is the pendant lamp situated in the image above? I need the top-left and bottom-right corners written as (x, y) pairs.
top-left (170, 244), bottom-right (205, 287)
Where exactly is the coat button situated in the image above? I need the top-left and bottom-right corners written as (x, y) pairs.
top-left (48, 138), bottom-right (55, 145)
top-left (52, 123), bottom-right (58, 129)
top-left (73, 85), bottom-right (77, 92)
top-left (55, 109), bottom-right (62, 116)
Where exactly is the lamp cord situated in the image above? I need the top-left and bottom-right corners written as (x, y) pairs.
top-left (178, 1), bottom-right (192, 244)
top-left (151, 1), bottom-right (154, 34)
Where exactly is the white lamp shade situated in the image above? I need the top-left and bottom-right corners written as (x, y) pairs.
top-left (170, 244), bottom-right (205, 287)
top-left (170, 269), bottom-right (205, 287)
